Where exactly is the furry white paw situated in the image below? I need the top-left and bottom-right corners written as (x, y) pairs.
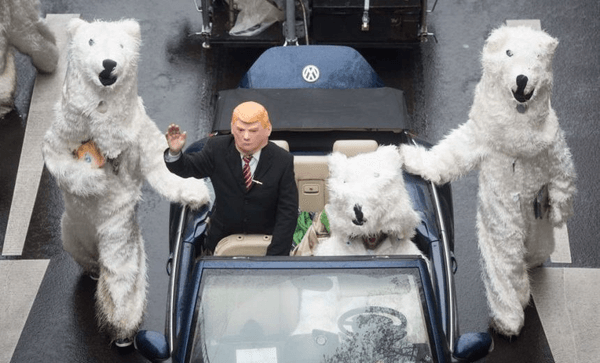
top-left (490, 314), bottom-right (524, 339)
top-left (180, 180), bottom-right (211, 210)
top-left (398, 144), bottom-right (443, 184)
top-left (62, 165), bottom-right (109, 196)
top-left (549, 202), bottom-right (573, 227)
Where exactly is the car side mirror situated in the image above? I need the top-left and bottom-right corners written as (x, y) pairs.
top-left (453, 332), bottom-right (493, 362)
top-left (134, 330), bottom-right (169, 362)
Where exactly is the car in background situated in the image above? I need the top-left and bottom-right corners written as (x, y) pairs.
top-left (189, 0), bottom-right (437, 48)
top-left (134, 45), bottom-right (492, 362)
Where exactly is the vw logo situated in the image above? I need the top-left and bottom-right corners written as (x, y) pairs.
top-left (302, 65), bottom-right (320, 83)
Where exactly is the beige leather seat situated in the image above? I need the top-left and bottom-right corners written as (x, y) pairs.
top-left (271, 139), bottom-right (289, 151)
top-left (294, 154), bottom-right (330, 213)
top-left (214, 234), bottom-right (271, 256)
top-left (294, 139), bottom-right (378, 213)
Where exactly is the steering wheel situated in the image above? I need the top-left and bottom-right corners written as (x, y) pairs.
top-left (337, 306), bottom-right (407, 339)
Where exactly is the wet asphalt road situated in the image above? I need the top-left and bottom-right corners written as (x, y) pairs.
top-left (1, 0), bottom-right (599, 362)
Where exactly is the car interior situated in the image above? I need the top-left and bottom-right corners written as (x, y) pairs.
top-left (213, 139), bottom-right (379, 256)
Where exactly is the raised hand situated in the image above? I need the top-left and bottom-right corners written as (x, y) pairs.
top-left (165, 123), bottom-right (187, 155)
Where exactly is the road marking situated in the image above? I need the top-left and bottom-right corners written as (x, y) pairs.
top-left (531, 268), bottom-right (600, 363)
top-left (506, 19), bottom-right (542, 29)
top-left (551, 224), bottom-right (572, 264)
top-left (0, 259), bottom-right (50, 363)
top-left (2, 14), bottom-right (78, 256)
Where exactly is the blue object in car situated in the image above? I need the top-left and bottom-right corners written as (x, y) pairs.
top-left (239, 45), bottom-right (384, 89)
top-left (454, 332), bottom-right (494, 361)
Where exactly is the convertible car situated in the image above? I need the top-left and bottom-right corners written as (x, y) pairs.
top-left (134, 45), bottom-right (492, 362)
top-left (189, 0), bottom-right (437, 48)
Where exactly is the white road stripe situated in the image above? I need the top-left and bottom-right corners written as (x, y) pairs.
top-left (531, 268), bottom-right (600, 363)
top-left (551, 224), bottom-right (572, 264)
top-left (1, 14), bottom-right (78, 363)
top-left (506, 19), bottom-right (542, 29)
top-left (2, 14), bottom-right (78, 256)
top-left (0, 259), bottom-right (50, 363)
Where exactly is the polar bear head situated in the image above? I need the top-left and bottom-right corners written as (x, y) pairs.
top-left (66, 18), bottom-right (141, 90)
top-left (325, 145), bottom-right (421, 244)
top-left (481, 25), bottom-right (558, 108)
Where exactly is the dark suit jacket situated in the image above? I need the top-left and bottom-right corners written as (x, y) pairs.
top-left (165, 135), bottom-right (298, 255)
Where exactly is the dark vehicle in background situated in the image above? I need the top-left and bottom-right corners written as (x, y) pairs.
top-left (134, 45), bottom-right (492, 362)
top-left (190, 0), bottom-right (437, 48)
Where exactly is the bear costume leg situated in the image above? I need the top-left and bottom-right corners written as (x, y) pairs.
top-left (477, 204), bottom-right (531, 337)
top-left (95, 210), bottom-right (147, 341)
top-left (0, 49), bottom-right (17, 117)
top-left (61, 212), bottom-right (100, 275)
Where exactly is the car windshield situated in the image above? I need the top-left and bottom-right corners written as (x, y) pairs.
top-left (190, 268), bottom-right (435, 363)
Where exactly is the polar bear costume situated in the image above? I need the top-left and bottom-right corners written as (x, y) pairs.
top-left (314, 145), bottom-right (423, 257)
top-left (400, 25), bottom-right (576, 337)
top-left (295, 146), bottom-right (427, 353)
top-left (0, 0), bottom-right (59, 116)
top-left (42, 18), bottom-right (210, 343)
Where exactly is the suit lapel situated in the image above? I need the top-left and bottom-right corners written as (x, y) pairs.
top-left (226, 139), bottom-right (246, 193)
top-left (254, 143), bottom-right (274, 183)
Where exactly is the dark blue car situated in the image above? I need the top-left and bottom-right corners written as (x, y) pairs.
top-left (135, 45), bottom-right (492, 362)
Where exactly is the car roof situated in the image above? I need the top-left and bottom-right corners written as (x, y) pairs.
top-left (213, 87), bottom-right (410, 133)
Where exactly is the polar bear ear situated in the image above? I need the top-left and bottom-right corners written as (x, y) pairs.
top-left (328, 152), bottom-right (347, 176)
top-left (483, 25), bottom-right (508, 54)
top-left (120, 19), bottom-right (141, 40)
top-left (67, 18), bottom-right (87, 38)
top-left (543, 34), bottom-right (559, 56)
top-left (376, 145), bottom-right (402, 165)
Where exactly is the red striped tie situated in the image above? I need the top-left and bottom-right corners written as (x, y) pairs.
top-left (243, 155), bottom-right (252, 190)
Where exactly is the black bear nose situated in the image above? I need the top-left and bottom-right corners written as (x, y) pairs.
top-left (352, 204), bottom-right (367, 226)
top-left (516, 74), bottom-right (528, 89)
top-left (512, 74), bottom-right (533, 103)
top-left (103, 59), bottom-right (117, 71)
top-left (99, 59), bottom-right (117, 86)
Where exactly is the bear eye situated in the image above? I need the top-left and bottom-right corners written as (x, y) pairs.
top-left (89, 39), bottom-right (95, 46)
top-left (506, 49), bottom-right (513, 57)
top-left (120, 44), bottom-right (124, 49)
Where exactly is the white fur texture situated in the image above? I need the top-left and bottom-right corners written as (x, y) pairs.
top-left (314, 145), bottom-right (422, 257)
top-left (0, 0), bottom-right (59, 116)
top-left (42, 18), bottom-right (209, 341)
top-left (400, 25), bottom-right (576, 337)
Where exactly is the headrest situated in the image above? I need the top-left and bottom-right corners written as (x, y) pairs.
top-left (271, 140), bottom-right (289, 151)
top-left (332, 139), bottom-right (378, 157)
